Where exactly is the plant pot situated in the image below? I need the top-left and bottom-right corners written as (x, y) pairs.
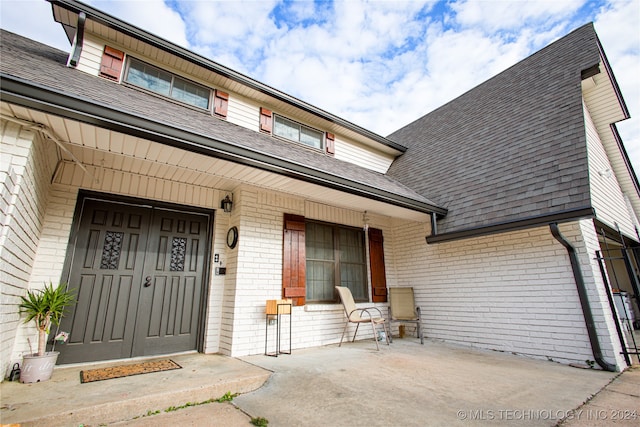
top-left (20, 351), bottom-right (59, 383)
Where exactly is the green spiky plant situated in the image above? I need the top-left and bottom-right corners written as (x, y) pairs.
top-left (19, 282), bottom-right (75, 356)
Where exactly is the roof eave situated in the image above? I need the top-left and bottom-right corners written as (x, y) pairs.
top-left (1, 74), bottom-right (446, 217)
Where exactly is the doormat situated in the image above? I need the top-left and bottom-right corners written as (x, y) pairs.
top-left (80, 359), bottom-right (182, 383)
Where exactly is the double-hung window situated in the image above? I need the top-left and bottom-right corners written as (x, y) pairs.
top-left (306, 221), bottom-right (367, 302)
top-left (125, 58), bottom-right (210, 109)
top-left (274, 115), bottom-right (323, 150)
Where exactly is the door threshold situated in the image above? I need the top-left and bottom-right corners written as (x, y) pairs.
top-left (55, 350), bottom-right (199, 370)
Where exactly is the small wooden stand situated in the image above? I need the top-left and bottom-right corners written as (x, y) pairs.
top-left (265, 299), bottom-right (292, 357)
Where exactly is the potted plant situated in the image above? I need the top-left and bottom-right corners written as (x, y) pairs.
top-left (18, 282), bottom-right (75, 383)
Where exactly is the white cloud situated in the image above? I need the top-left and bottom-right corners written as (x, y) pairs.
top-left (451, 0), bottom-right (586, 33)
top-left (287, 0), bottom-right (319, 22)
top-left (86, 0), bottom-right (189, 47)
top-left (0, 0), bottom-right (637, 170)
top-left (0, 1), bottom-right (70, 51)
top-left (171, 0), bottom-right (282, 73)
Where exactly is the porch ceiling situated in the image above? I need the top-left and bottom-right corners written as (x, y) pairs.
top-left (2, 101), bottom-right (431, 222)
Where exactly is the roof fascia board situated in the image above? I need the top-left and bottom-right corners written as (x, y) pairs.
top-left (47, 0), bottom-right (407, 154)
top-left (1, 74), bottom-right (446, 216)
top-left (426, 207), bottom-right (595, 243)
top-left (610, 123), bottom-right (640, 197)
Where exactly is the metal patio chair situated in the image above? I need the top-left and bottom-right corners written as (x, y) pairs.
top-left (336, 286), bottom-right (390, 350)
top-left (388, 287), bottom-right (424, 344)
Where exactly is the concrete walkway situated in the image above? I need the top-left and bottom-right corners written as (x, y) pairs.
top-left (0, 352), bottom-right (270, 426)
top-left (1, 339), bottom-right (638, 426)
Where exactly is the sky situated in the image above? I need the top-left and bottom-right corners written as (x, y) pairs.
top-left (1, 0), bottom-right (639, 171)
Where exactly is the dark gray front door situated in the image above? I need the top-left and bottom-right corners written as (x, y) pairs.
top-left (58, 198), bottom-right (210, 364)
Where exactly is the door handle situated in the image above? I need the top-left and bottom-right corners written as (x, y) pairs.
top-left (143, 276), bottom-right (152, 287)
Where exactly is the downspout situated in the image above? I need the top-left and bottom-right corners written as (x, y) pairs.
top-left (430, 212), bottom-right (438, 236)
top-left (68, 12), bottom-right (86, 67)
top-left (550, 223), bottom-right (617, 371)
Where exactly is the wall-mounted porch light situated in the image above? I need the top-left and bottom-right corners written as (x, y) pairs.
top-left (221, 195), bottom-right (233, 213)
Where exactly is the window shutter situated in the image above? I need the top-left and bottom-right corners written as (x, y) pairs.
top-left (260, 107), bottom-right (273, 133)
top-left (283, 214), bottom-right (306, 306)
top-left (99, 46), bottom-right (124, 81)
top-left (214, 90), bottom-right (229, 117)
top-left (325, 132), bottom-right (335, 156)
top-left (368, 227), bottom-right (387, 303)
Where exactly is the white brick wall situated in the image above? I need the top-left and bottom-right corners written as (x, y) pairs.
top-left (214, 191), bottom-right (625, 367)
top-left (390, 219), bottom-right (624, 367)
top-left (3, 145), bottom-right (626, 369)
top-left (221, 188), bottom-right (393, 356)
top-left (9, 161), bottom-right (229, 363)
top-left (1, 121), bottom-right (58, 379)
top-left (574, 219), bottom-right (626, 368)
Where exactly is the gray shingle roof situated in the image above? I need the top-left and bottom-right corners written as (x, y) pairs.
top-left (0, 29), bottom-right (443, 214)
top-left (387, 23), bottom-right (601, 237)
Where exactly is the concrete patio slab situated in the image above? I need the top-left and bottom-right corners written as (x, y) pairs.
top-left (235, 340), bottom-right (629, 427)
top-left (1, 339), bottom-right (637, 426)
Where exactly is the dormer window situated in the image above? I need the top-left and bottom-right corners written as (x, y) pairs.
top-left (125, 57), bottom-right (210, 110)
top-left (274, 115), bottom-right (323, 150)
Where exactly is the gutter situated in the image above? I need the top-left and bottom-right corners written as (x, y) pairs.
top-left (427, 207), bottom-right (594, 243)
top-left (550, 223), bottom-right (617, 372)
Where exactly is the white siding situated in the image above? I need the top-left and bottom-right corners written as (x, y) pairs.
top-left (76, 34), bottom-right (262, 136)
top-left (335, 136), bottom-right (395, 173)
top-left (76, 35), bottom-right (104, 77)
top-left (582, 69), bottom-right (640, 228)
top-left (584, 100), bottom-right (637, 237)
top-left (0, 121), bottom-right (58, 379)
top-left (227, 94), bottom-right (260, 132)
top-left (74, 35), bottom-right (398, 174)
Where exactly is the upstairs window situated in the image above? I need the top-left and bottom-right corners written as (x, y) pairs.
top-left (125, 58), bottom-right (210, 110)
top-left (274, 115), bottom-right (323, 150)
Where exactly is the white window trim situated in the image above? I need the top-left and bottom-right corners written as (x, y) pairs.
top-left (124, 57), bottom-right (212, 111)
top-left (273, 114), bottom-right (325, 150)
